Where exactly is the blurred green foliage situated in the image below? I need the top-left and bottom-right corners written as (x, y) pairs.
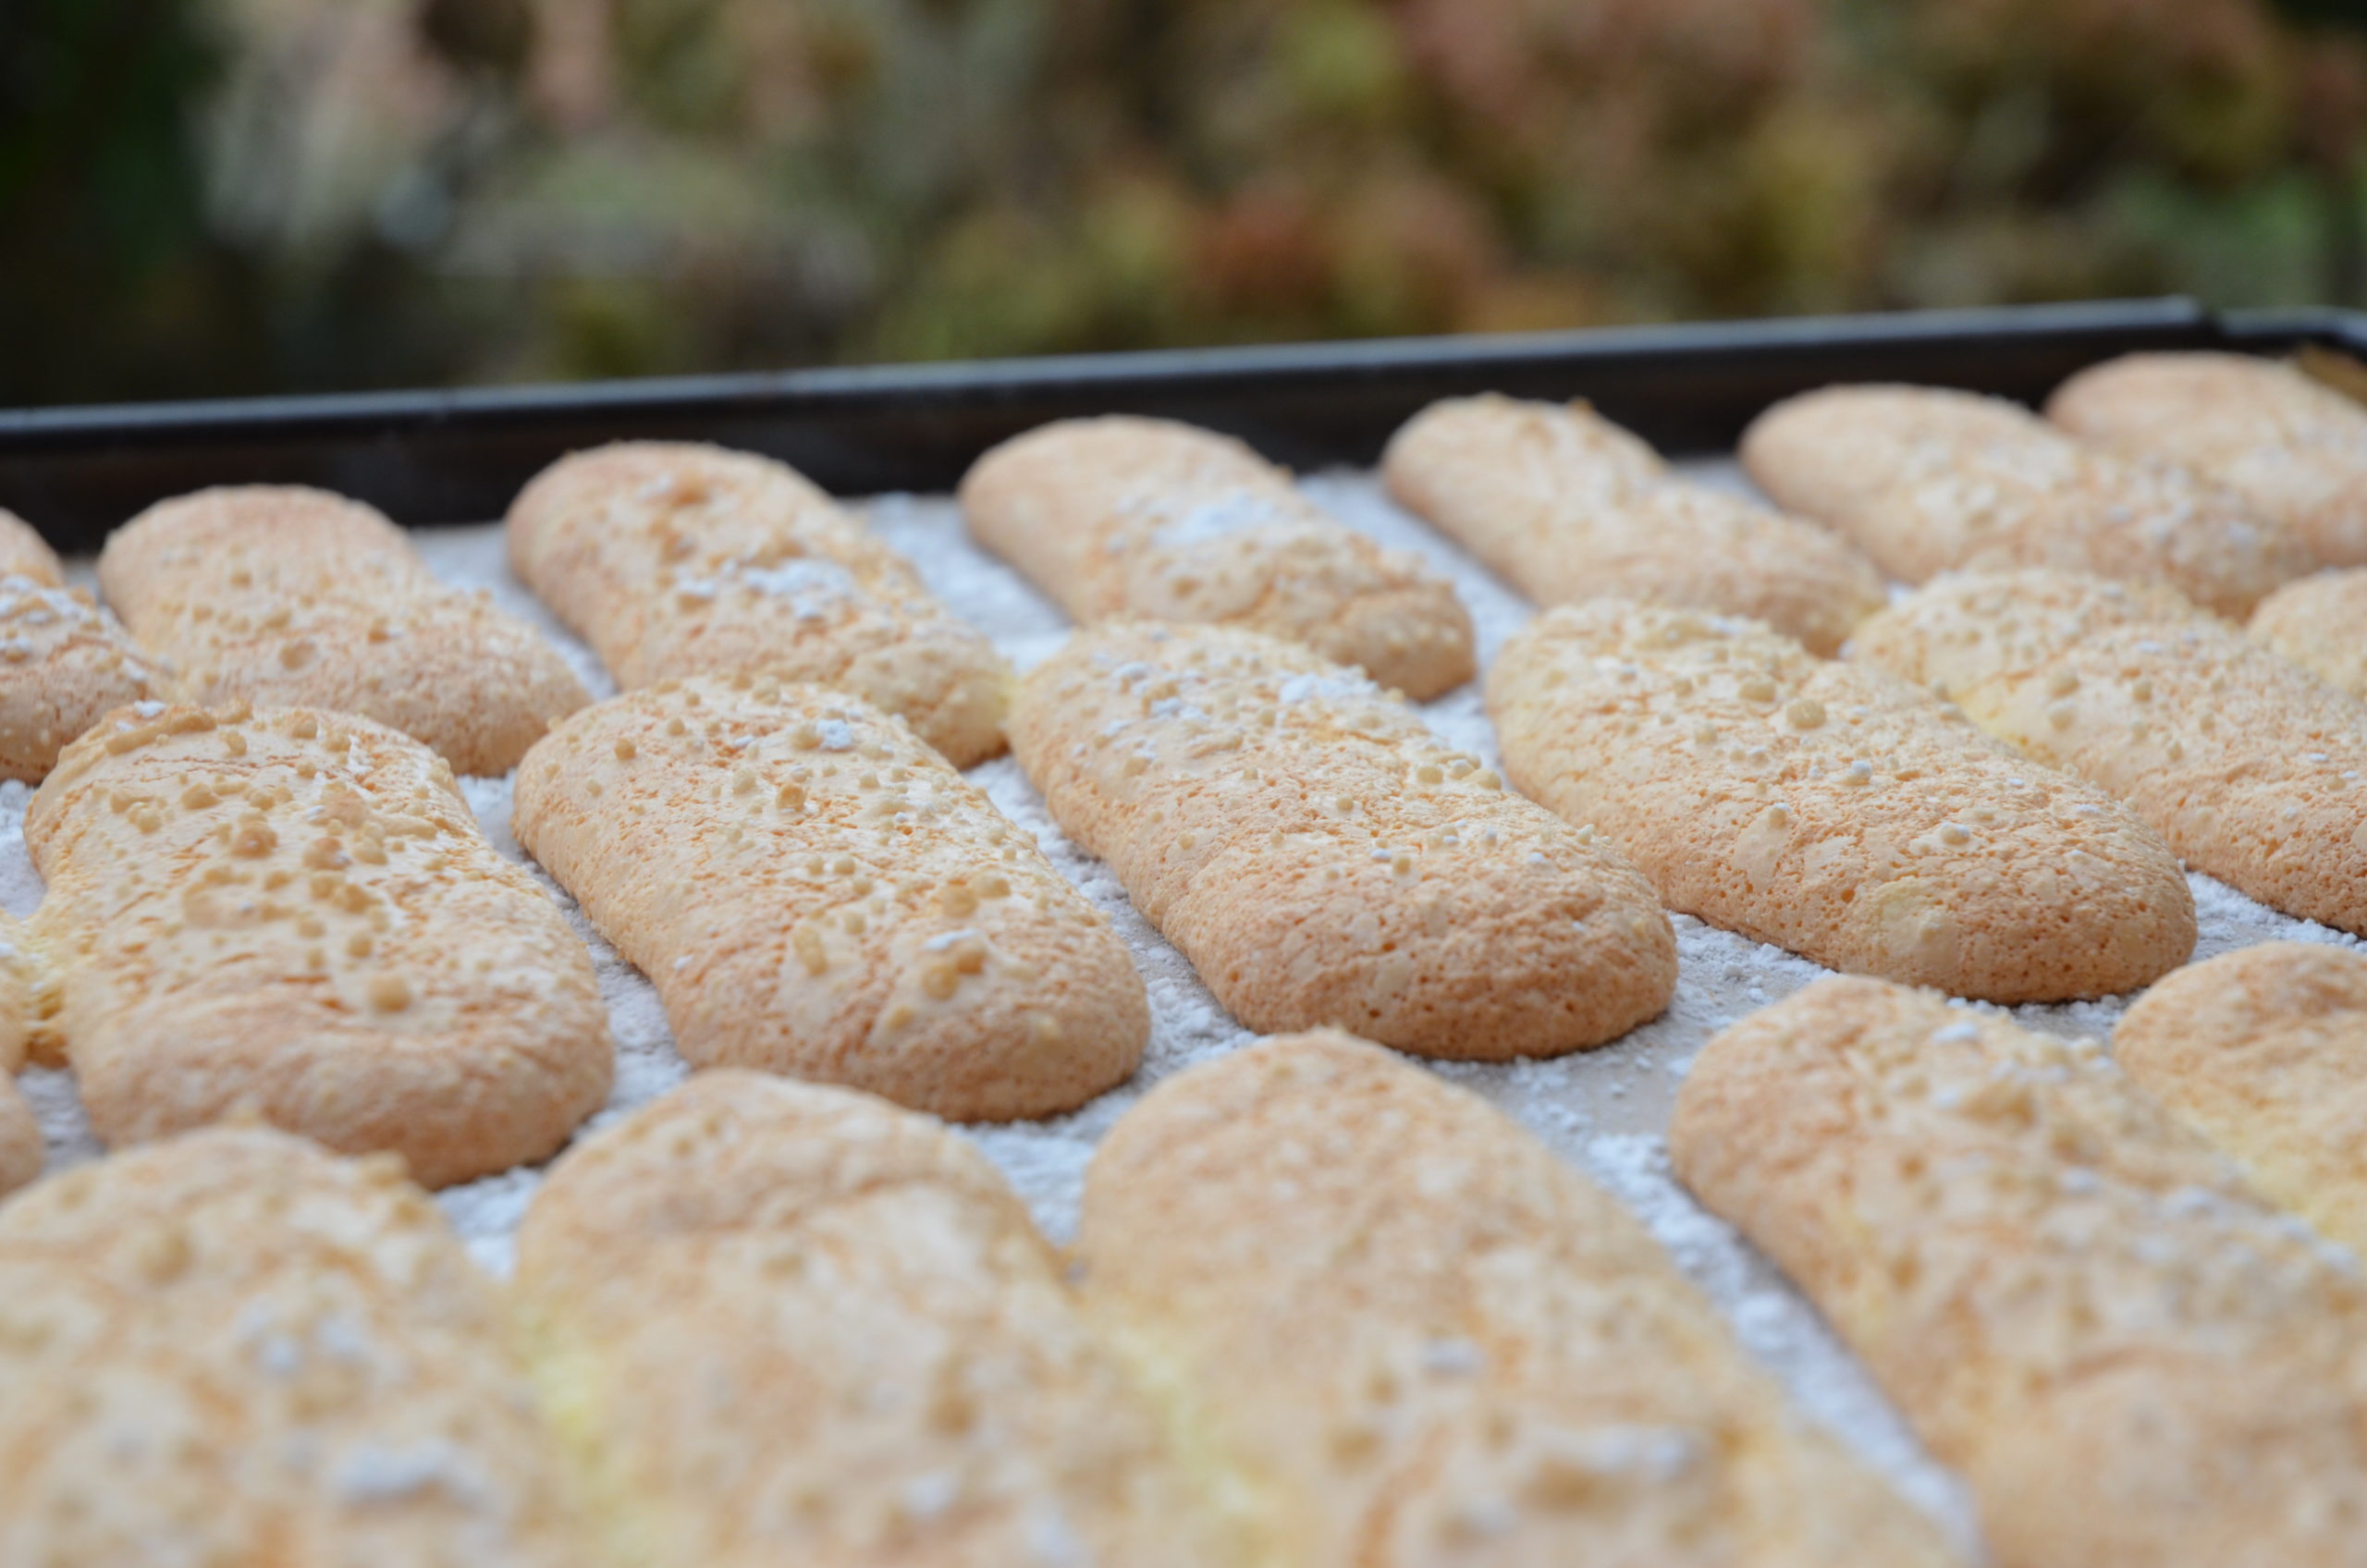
top-left (5, 0), bottom-right (2366, 404)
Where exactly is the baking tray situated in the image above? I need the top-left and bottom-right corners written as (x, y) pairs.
top-left (6, 297), bottom-right (2364, 1557)
top-left (4, 295), bottom-right (2362, 545)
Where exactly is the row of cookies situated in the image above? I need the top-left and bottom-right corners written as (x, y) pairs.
top-left (0, 1027), bottom-right (1968, 1567)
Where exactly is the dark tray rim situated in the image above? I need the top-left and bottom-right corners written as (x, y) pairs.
top-left (3, 296), bottom-right (2360, 546)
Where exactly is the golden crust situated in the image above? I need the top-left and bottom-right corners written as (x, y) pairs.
top-left (962, 415), bottom-right (1475, 698)
top-left (24, 703), bottom-right (613, 1186)
top-left (98, 486), bottom-right (588, 775)
top-left (513, 677), bottom-right (1145, 1120)
top-left (1490, 600), bottom-right (2193, 1000)
top-left (0, 910), bottom-right (41, 1197)
top-left (508, 441), bottom-right (1010, 766)
top-left (1382, 394), bottom-right (1886, 655)
top-left (1672, 974), bottom-right (2367, 1568)
top-left (0, 508), bottom-right (167, 782)
top-left (1741, 384), bottom-right (2312, 617)
top-left (0, 1125), bottom-right (583, 1566)
top-left (1009, 621), bottom-right (1676, 1059)
top-left (1079, 1029), bottom-right (1962, 1566)
top-left (512, 1071), bottom-right (1218, 1567)
top-left (2249, 567), bottom-right (2367, 699)
top-left (2116, 941), bottom-right (2367, 1254)
top-left (2050, 350), bottom-right (2367, 568)
top-left (1854, 569), bottom-right (2367, 935)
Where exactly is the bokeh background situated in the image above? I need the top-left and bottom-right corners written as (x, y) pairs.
top-left (10, 0), bottom-right (2367, 406)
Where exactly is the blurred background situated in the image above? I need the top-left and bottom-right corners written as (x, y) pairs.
top-left (9, 0), bottom-right (2367, 407)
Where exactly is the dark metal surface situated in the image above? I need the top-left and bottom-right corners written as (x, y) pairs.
top-left (2, 297), bottom-right (2361, 548)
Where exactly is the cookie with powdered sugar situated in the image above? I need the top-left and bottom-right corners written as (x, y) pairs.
top-left (1741, 384), bottom-right (2312, 617)
top-left (509, 441), bottom-right (1010, 766)
top-left (0, 508), bottom-right (166, 781)
top-left (1489, 599), bottom-right (2194, 1001)
top-left (2248, 567), bottom-right (2367, 700)
top-left (513, 1072), bottom-right (1220, 1566)
top-left (963, 415), bottom-right (1475, 697)
top-left (1080, 1030), bottom-right (1964, 1566)
top-left (1009, 620), bottom-right (1674, 1059)
top-left (2116, 941), bottom-right (2367, 1255)
top-left (1853, 568), bottom-right (2367, 936)
top-left (98, 486), bottom-right (587, 775)
top-left (0, 910), bottom-right (38, 1195)
top-left (1674, 975), bottom-right (2367, 1568)
top-left (512, 676), bottom-right (1145, 1120)
top-left (2050, 350), bottom-right (2367, 568)
top-left (25, 703), bottom-right (613, 1186)
top-left (1382, 393), bottom-right (1886, 655)
top-left (0, 1125), bottom-right (584, 1564)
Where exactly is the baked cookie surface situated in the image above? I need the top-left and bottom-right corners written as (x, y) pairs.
top-left (1853, 568), bottom-right (2367, 936)
top-left (515, 1072), bottom-right (1218, 1568)
top-left (1080, 1029), bottom-right (1963, 1567)
top-left (1009, 620), bottom-right (1677, 1059)
top-left (1383, 394), bottom-right (1885, 655)
top-left (2049, 350), bottom-right (2367, 568)
top-left (0, 1125), bottom-right (583, 1567)
top-left (0, 508), bottom-right (166, 781)
top-left (963, 415), bottom-right (1475, 697)
top-left (100, 485), bottom-right (588, 774)
top-left (1742, 383), bottom-right (2312, 617)
top-left (26, 703), bottom-right (613, 1186)
top-left (513, 677), bottom-right (1147, 1120)
top-left (2248, 567), bottom-right (2367, 699)
top-left (1490, 599), bottom-right (2194, 1000)
top-left (509, 441), bottom-right (1010, 766)
top-left (1674, 975), bottom-right (2367, 1568)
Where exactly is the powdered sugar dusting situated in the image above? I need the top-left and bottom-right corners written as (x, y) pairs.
top-left (16, 460), bottom-right (2362, 1558)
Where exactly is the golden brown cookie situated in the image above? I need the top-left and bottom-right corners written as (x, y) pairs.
top-left (1009, 621), bottom-right (1676, 1059)
top-left (1673, 974), bottom-right (2367, 1568)
top-left (0, 909), bottom-right (43, 1196)
top-left (513, 677), bottom-right (1145, 1120)
top-left (963, 415), bottom-right (1475, 697)
top-left (0, 508), bottom-right (167, 781)
top-left (1079, 1029), bottom-right (1964, 1567)
top-left (2116, 941), bottom-right (2367, 1254)
top-left (2050, 350), bottom-right (2367, 568)
top-left (1741, 384), bottom-right (2312, 617)
top-left (509, 441), bottom-right (1010, 766)
top-left (2248, 568), bottom-right (2367, 700)
top-left (25, 703), bottom-right (613, 1186)
top-left (1382, 394), bottom-right (1886, 655)
top-left (513, 1072), bottom-right (1220, 1568)
top-left (1853, 569), bottom-right (2367, 936)
top-left (99, 485), bottom-right (588, 775)
top-left (0, 1125), bottom-right (583, 1566)
top-left (1490, 600), bottom-right (2194, 1000)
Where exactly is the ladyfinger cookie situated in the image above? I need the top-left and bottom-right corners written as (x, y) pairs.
top-left (2249, 568), bottom-right (2367, 700)
top-left (1853, 568), bottom-right (2367, 935)
top-left (2050, 350), bottom-right (2367, 567)
top-left (1740, 384), bottom-right (2312, 617)
top-left (2116, 941), bottom-right (2367, 1254)
top-left (509, 441), bottom-right (1009, 766)
top-left (1077, 1030), bottom-right (1962, 1567)
top-left (512, 676), bottom-right (1145, 1120)
top-left (1672, 975), bottom-right (2367, 1568)
top-left (0, 508), bottom-right (167, 780)
top-left (99, 485), bottom-right (589, 775)
top-left (0, 1125), bottom-right (583, 1566)
top-left (0, 913), bottom-right (39, 1196)
top-left (962, 415), bottom-right (1476, 697)
top-left (1009, 621), bottom-right (1676, 1059)
top-left (1489, 600), bottom-right (2194, 1000)
top-left (1381, 394), bottom-right (1886, 655)
top-left (25, 703), bottom-right (614, 1186)
top-left (513, 1071), bottom-right (1218, 1568)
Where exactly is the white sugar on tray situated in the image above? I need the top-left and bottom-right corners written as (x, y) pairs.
top-left (15, 459), bottom-right (2360, 1557)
